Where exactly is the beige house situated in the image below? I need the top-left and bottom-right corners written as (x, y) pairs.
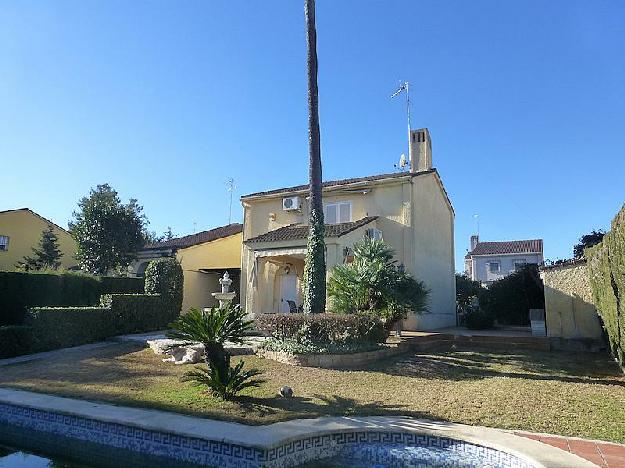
top-left (132, 224), bottom-right (243, 313)
top-left (240, 129), bottom-right (456, 330)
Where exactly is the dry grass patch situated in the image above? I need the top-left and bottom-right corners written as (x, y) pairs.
top-left (0, 343), bottom-right (624, 443)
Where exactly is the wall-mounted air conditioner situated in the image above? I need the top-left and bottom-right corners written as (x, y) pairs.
top-left (282, 196), bottom-right (302, 211)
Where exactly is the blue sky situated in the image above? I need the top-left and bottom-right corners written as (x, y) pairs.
top-left (1, 1), bottom-right (624, 271)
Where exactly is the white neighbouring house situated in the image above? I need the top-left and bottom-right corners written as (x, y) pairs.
top-left (239, 128), bottom-right (457, 331)
top-left (464, 235), bottom-right (544, 285)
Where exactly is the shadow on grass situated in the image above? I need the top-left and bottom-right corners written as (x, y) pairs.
top-left (235, 393), bottom-right (439, 422)
top-left (360, 348), bottom-right (625, 388)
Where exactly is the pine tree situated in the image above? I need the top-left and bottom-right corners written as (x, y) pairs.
top-left (17, 225), bottom-right (63, 271)
top-left (302, 0), bottom-right (326, 314)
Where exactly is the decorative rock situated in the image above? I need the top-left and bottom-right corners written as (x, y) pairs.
top-left (279, 386), bottom-right (293, 398)
top-left (147, 337), bottom-right (267, 364)
top-left (162, 344), bottom-right (204, 365)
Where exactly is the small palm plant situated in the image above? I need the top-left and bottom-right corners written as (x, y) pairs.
top-left (167, 305), bottom-right (264, 400)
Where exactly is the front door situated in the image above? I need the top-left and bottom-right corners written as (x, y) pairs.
top-left (280, 274), bottom-right (298, 313)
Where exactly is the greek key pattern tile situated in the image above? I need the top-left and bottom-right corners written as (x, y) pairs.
top-left (0, 403), bottom-right (534, 467)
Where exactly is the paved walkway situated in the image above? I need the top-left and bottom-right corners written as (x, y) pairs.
top-left (516, 432), bottom-right (625, 467)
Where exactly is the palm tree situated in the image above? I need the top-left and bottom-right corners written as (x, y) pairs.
top-left (303, 0), bottom-right (326, 314)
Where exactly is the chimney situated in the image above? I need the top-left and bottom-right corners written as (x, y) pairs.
top-left (470, 235), bottom-right (479, 252)
top-left (409, 128), bottom-right (432, 172)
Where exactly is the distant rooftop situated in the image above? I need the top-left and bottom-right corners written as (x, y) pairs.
top-left (145, 223), bottom-right (242, 250)
top-left (467, 239), bottom-right (543, 257)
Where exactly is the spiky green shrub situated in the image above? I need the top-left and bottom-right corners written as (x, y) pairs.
top-left (167, 306), bottom-right (263, 400)
top-left (327, 237), bottom-right (428, 327)
top-left (182, 360), bottom-right (264, 400)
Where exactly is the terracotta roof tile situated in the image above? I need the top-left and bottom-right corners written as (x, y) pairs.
top-left (469, 239), bottom-right (543, 256)
top-left (145, 223), bottom-right (242, 250)
top-left (245, 216), bottom-right (378, 244)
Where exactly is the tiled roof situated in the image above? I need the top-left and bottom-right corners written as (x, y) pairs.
top-left (145, 223), bottom-right (243, 250)
top-left (245, 216), bottom-right (378, 244)
top-left (241, 170), bottom-right (435, 199)
top-left (468, 239), bottom-right (543, 256)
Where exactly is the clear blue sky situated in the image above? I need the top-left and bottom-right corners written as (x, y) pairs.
top-left (1, 1), bottom-right (624, 271)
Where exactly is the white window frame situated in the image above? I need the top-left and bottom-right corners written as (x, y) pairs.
top-left (323, 201), bottom-right (352, 224)
top-left (488, 261), bottom-right (501, 273)
top-left (0, 235), bottom-right (8, 252)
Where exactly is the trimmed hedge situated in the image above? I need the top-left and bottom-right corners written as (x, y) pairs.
top-left (0, 326), bottom-right (32, 358)
top-left (0, 271), bottom-right (143, 326)
top-left (587, 204), bottom-right (625, 369)
top-left (255, 313), bottom-right (388, 346)
top-left (26, 307), bottom-right (114, 353)
top-left (144, 258), bottom-right (183, 315)
top-left (101, 293), bottom-right (176, 335)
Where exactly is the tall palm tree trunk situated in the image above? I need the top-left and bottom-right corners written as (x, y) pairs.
top-left (303, 0), bottom-right (326, 314)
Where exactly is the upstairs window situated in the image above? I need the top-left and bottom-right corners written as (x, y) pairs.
top-left (0, 235), bottom-right (9, 251)
top-left (513, 259), bottom-right (527, 271)
top-left (488, 261), bottom-right (500, 273)
top-left (324, 202), bottom-right (351, 224)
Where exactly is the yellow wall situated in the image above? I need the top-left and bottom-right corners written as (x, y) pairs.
top-left (541, 263), bottom-right (603, 339)
top-left (0, 209), bottom-right (77, 271)
top-left (175, 232), bottom-right (242, 312)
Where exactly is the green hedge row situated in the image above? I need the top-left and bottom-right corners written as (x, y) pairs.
top-left (587, 204), bottom-right (625, 369)
top-left (0, 271), bottom-right (144, 326)
top-left (0, 325), bottom-right (32, 358)
top-left (25, 293), bottom-right (180, 354)
top-left (102, 294), bottom-right (176, 335)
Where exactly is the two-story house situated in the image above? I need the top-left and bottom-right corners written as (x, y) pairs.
top-left (464, 235), bottom-right (543, 285)
top-left (239, 129), bottom-right (456, 331)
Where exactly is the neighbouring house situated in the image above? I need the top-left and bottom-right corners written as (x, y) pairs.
top-left (240, 128), bottom-right (456, 330)
top-left (0, 208), bottom-right (78, 271)
top-left (131, 223), bottom-right (243, 312)
top-left (464, 236), bottom-right (543, 285)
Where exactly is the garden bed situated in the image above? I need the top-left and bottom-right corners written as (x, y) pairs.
top-left (257, 343), bottom-right (407, 368)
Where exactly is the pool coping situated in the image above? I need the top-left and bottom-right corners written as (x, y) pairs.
top-left (0, 387), bottom-right (597, 467)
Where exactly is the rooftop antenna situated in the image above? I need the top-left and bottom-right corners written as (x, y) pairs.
top-left (473, 214), bottom-right (480, 237)
top-left (226, 178), bottom-right (235, 224)
top-left (193, 221), bottom-right (197, 233)
top-left (391, 80), bottom-right (411, 163)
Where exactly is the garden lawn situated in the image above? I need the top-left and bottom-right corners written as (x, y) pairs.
top-left (0, 343), bottom-right (624, 443)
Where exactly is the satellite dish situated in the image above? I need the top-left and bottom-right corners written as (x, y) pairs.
top-left (394, 153), bottom-right (408, 172)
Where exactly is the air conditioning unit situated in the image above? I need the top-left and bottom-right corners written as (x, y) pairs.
top-left (282, 196), bottom-right (302, 211)
top-left (366, 228), bottom-right (383, 241)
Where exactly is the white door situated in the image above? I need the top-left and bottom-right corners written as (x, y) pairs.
top-left (280, 274), bottom-right (298, 313)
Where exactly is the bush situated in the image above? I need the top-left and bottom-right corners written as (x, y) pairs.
top-left (260, 338), bottom-right (382, 355)
top-left (482, 264), bottom-right (544, 326)
top-left (0, 326), bottom-right (32, 358)
top-left (26, 307), bottom-right (115, 352)
top-left (255, 313), bottom-right (388, 346)
top-left (328, 238), bottom-right (428, 327)
top-left (465, 309), bottom-right (495, 330)
top-left (145, 258), bottom-right (183, 316)
top-left (0, 271), bottom-right (143, 326)
top-left (101, 294), bottom-right (172, 335)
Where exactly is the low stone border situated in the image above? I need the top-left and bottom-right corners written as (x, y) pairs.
top-left (257, 344), bottom-right (407, 368)
top-left (0, 388), bottom-right (596, 467)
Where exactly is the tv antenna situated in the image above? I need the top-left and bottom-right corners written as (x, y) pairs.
top-left (473, 214), bottom-right (480, 236)
top-left (391, 80), bottom-right (412, 169)
top-left (226, 178), bottom-right (235, 224)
